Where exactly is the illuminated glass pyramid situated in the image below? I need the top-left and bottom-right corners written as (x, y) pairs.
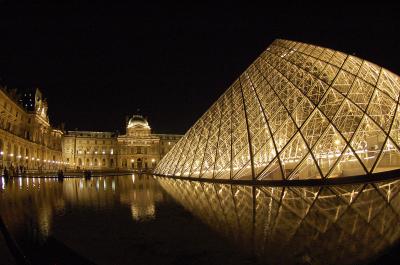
top-left (155, 39), bottom-right (400, 180)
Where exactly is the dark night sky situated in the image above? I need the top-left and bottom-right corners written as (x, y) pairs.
top-left (0, 1), bottom-right (399, 134)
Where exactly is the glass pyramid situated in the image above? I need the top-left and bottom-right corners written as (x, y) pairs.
top-left (155, 39), bottom-right (400, 180)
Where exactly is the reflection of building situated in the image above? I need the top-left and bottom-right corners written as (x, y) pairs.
top-left (0, 175), bottom-right (166, 239)
top-left (156, 39), bottom-right (400, 180)
top-left (62, 115), bottom-right (181, 171)
top-left (0, 87), bottom-right (63, 171)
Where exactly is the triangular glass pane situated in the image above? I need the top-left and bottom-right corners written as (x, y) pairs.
top-left (213, 140), bottom-right (231, 178)
top-left (329, 51), bottom-right (347, 68)
top-left (213, 154), bottom-right (231, 180)
top-left (212, 109), bottom-right (232, 179)
top-left (377, 69), bottom-right (400, 102)
top-left (281, 83), bottom-right (305, 113)
top-left (312, 125), bottom-right (347, 177)
top-left (273, 119), bottom-right (297, 153)
top-left (305, 43), bottom-right (319, 56)
top-left (199, 125), bottom-right (221, 178)
top-left (367, 89), bottom-right (397, 133)
top-left (332, 70), bottom-right (356, 95)
top-left (179, 133), bottom-right (202, 177)
top-left (342, 55), bottom-right (363, 75)
top-left (319, 64), bottom-right (339, 85)
top-left (188, 113), bottom-right (215, 177)
top-left (307, 79), bottom-right (329, 106)
top-left (232, 160), bottom-right (253, 180)
top-left (231, 146), bottom-right (252, 180)
top-left (350, 116), bottom-right (386, 172)
top-left (358, 61), bottom-right (380, 86)
top-left (318, 48), bottom-right (335, 62)
top-left (301, 109), bottom-right (330, 148)
top-left (389, 105), bottom-right (400, 147)
top-left (292, 98), bottom-right (314, 127)
top-left (257, 158), bottom-right (283, 180)
top-left (318, 88), bottom-right (345, 120)
top-left (309, 58), bottom-right (326, 77)
top-left (279, 133), bottom-right (309, 179)
top-left (289, 153), bottom-right (321, 180)
top-left (253, 138), bottom-right (277, 178)
top-left (174, 120), bottom-right (208, 176)
top-left (162, 126), bottom-right (194, 175)
top-left (268, 105), bottom-right (290, 134)
top-left (347, 78), bottom-right (375, 111)
top-left (333, 99), bottom-right (364, 141)
top-left (328, 146), bottom-right (367, 178)
top-left (373, 138), bottom-right (400, 173)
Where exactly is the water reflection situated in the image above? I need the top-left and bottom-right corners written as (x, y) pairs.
top-left (0, 175), bottom-right (256, 265)
top-left (159, 177), bottom-right (400, 265)
top-left (0, 175), bottom-right (164, 241)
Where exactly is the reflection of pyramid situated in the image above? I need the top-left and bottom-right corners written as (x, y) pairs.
top-left (155, 39), bottom-right (400, 180)
top-left (159, 177), bottom-right (400, 265)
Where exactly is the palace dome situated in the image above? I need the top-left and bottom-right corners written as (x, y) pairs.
top-left (127, 115), bottom-right (150, 129)
top-left (155, 39), bottom-right (400, 181)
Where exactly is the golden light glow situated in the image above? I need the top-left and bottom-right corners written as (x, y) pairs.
top-left (159, 177), bottom-right (400, 265)
top-left (155, 39), bottom-right (400, 181)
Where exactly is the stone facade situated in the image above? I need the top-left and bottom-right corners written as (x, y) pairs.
top-left (0, 87), bottom-right (63, 172)
top-left (62, 115), bottom-right (181, 171)
top-left (0, 86), bottom-right (181, 173)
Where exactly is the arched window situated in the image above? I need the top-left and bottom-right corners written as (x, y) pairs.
top-left (94, 159), bottom-right (98, 166)
top-left (137, 158), bottom-right (142, 169)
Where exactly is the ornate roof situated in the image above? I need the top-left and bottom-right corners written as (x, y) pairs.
top-left (155, 39), bottom-right (400, 181)
top-left (127, 115), bottom-right (150, 130)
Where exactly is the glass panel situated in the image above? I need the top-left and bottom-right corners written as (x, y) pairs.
top-left (350, 116), bottom-right (386, 172)
top-left (333, 100), bottom-right (364, 141)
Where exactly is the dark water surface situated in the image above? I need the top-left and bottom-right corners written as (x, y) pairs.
top-left (0, 175), bottom-right (257, 265)
top-left (0, 175), bottom-right (400, 265)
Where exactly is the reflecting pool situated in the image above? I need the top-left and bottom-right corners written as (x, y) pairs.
top-left (0, 175), bottom-right (400, 264)
top-left (0, 175), bottom-right (257, 265)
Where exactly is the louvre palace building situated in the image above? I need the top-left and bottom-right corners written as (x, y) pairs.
top-left (0, 87), bottom-right (63, 172)
top-left (62, 116), bottom-right (181, 171)
top-left (0, 86), bottom-right (181, 173)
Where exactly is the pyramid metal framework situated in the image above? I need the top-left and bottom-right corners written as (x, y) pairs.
top-left (155, 39), bottom-right (400, 181)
